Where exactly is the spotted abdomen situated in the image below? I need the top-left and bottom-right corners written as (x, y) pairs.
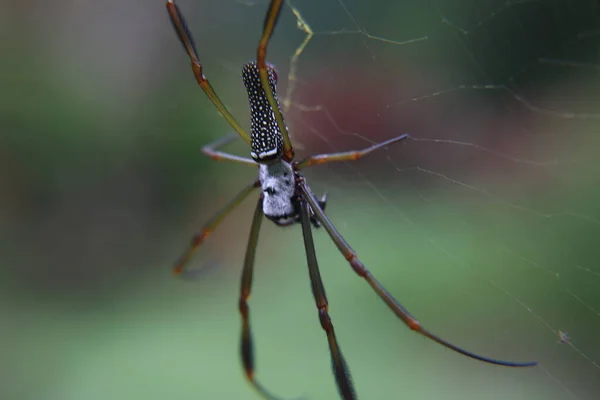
top-left (242, 61), bottom-right (285, 163)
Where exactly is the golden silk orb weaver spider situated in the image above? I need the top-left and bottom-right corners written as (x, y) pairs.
top-left (166, 1), bottom-right (538, 399)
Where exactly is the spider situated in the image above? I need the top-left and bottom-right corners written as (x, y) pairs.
top-left (166, 1), bottom-right (538, 399)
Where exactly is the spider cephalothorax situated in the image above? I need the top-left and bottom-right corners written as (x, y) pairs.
top-left (258, 159), bottom-right (294, 219)
top-left (262, 168), bottom-right (327, 228)
top-left (166, 0), bottom-right (538, 399)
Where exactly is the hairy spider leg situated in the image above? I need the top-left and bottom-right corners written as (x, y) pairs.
top-left (299, 199), bottom-right (356, 400)
top-left (256, 0), bottom-right (294, 161)
top-left (297, 180), bottom-right (538, 368)
top-left (201, 133), bottom-right (258, 166)
top-left (239, 195), bottom-right (303, 400)
top-left (166, 0), bottom-right (251, 146)
top-left (296, 133), bottom-right (411, 169)
top-left (172, 180), bottom-right (260, 277)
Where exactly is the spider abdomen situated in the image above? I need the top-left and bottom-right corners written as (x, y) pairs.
top-left (259, 160), bottom-right (295, 219)
top-left (242, 61), bottom-right (286, 162)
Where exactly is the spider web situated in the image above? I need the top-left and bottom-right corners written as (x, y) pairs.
top-left (224, 0), bottom-right (599, 399)
top-left (5, 1), bottom-right (597, 400)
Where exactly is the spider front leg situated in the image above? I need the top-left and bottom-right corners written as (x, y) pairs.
top-left (256, 0), bottom-right (294, 161)
top-left (201, 132), bottom-right (258, 166)
top-left (295, 133), bottom-right (410, 169)
top-left (297, 180), bottom-right (538, 368)
top-left (166, 0), bottom-right (252, 145)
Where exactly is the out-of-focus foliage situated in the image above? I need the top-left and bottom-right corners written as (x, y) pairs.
top-left (2, 1), bottom-right (599, 400)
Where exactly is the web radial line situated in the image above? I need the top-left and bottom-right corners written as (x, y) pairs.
top-left (256, 0), bottom-right (294, 161)
top-left (166, 0), bottom-right (251, 145)
top-left (297, 181), bottom-right (538, 368)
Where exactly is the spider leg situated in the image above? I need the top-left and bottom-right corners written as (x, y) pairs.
top-left (172, 180), bottom-right (260, 277)
top-left (299, 199), bottom-right (356, 400)
top-left (202, 133), bottom-right (258, 166)
top-left (166, 1), bottom-right (251, 146)
top-left (239, 195), bottom-right (303, 400)
top-left (256, 0), bottom-right (294, 161)
top-left (295, 133), bottom-right (410, 169)
top-left (297, 180), bottom-right (538, 368)
top-left (309, 193), bottom-right (327, 228)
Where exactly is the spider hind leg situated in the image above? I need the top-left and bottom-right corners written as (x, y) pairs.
top-left (310, 193), bottom-right (327, 228)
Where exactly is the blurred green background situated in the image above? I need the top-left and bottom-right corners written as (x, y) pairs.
top-left (2, 1), bottom-right (599, 399)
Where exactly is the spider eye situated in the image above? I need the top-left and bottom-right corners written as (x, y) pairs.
top-left (242, 61), bottom-right (285, 163)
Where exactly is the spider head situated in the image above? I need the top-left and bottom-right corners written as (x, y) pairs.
top-left (242, 61), bottom-right (285, 164)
